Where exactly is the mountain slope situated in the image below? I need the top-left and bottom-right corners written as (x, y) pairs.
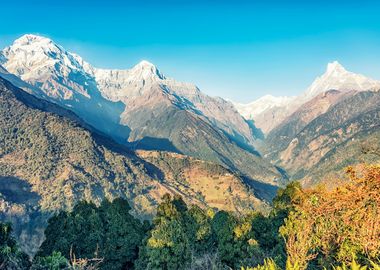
top-left (263, 90), bottom-right (356, 158)
top-left (263, 89), bottom-right (380, 185)
top-left (0, 77), bottom-right (270, 255)
top-left (116, 82), bottom-right (282, 185)
top-left (0, 34), bottom-right (280, 184)
top-left (235, 61), bottom-right (380, 187)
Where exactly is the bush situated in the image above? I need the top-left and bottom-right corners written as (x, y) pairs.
top-left (280, 165), bottom-right (380, 269)
top-left (0, 222), bottom-right (30, 269)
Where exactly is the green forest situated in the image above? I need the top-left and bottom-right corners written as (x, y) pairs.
top-left (1, 165), bottom-right (379, 270)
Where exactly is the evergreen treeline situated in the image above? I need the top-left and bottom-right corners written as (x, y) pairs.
top-left (1, 165), bottom-right (379, 269)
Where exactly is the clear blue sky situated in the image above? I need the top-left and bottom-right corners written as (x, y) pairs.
top-left (1, 0), bottom-right (380, 102)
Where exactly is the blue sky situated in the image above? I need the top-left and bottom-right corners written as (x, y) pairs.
top-left (1, 0), bottom-right (380, 102)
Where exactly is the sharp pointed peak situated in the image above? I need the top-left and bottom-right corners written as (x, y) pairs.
top-left (131, 60), bottom-right (165, 80)
top-left (7, 34), bottom-right (62, 54)
top-left (136, 60), bottom-right (156, 67)
top-left (326, 60), bottom-right (346, 73)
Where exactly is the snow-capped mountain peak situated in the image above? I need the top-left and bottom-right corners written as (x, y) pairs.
top-left (13, 34), bottom-right (53, 46)
top-left (1, 34), bottom-right (90, 82)
top-left (326, 60), bottom-right (346, 74)
top-left (303, 61), bottom-right (380, 100)
top-left (232, 60), bottom-right (380, 134)
top-left (6, 34), bottom-right (65, 61)
top-left (129, 60), bottom-right (165, 81)
top-left (232, 95), bottom-right (296, 120)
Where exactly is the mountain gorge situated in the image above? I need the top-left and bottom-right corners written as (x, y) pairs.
top-left (265, 89), bottom-right (380, 184)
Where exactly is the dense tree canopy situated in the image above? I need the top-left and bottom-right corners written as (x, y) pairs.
top-left (35, 198), bottom-right (146, 270)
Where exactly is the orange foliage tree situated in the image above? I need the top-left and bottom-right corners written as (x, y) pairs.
top-left (280, 164), bottom-right (380, 269)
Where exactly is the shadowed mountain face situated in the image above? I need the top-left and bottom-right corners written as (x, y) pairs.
top-left (263, 90), bottom-right (380, 185)
top-left (0, 34), bottom-right (281, 185)
top-left (0, 77), bottom-right (275, 255)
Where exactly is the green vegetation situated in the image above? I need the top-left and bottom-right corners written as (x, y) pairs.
top-left (31, 251), bottom-right (69, 269)
top-left (35, 198), bottom-right (146, 270)
top-left (0, 165), bottom-right (379, 269)
top-left (0, 222), bottom-right (30, 269)
top-left (243, 259), bottom-right (380, 270)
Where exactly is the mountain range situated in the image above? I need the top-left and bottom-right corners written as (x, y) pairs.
top-left (1, 34), bottom-right (380, 256)
top-left (0, 34), bottom-right (283, 186)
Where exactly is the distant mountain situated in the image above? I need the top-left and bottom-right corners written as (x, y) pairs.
top-left (232, 95), bottom-right (296, 134)
top-left (0, 34), bottom-right (255, 145)
top-left (263, 89), bottom-right (380, 185)
top-left (300, 61), bottom-right (380, 100)
top-left (0, 34), bottom-right (282, 185)
top-left (0, 77), bottom-right (269, 255)
top-left (233, 61), bottom-right (380, 133)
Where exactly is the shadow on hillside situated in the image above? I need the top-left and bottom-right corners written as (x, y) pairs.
top-left (245, 119), bottom-right (265, 141)
top-left (133, 136), bottom-right (183, 154)
top-left (0, 176), bottom-right (51, 257)
top-left (0, 176), bottom-right (40, 205)
top-left (222, 129), bottom-right (262, 157)
top-left (241, 176), bottom-right (279, 202)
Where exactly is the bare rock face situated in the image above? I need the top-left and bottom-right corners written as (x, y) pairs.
top-left (264, 90), bottom-right (357, 159)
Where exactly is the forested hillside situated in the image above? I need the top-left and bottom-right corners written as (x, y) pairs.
top-left (1, 164), bottom-right (379, 269)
